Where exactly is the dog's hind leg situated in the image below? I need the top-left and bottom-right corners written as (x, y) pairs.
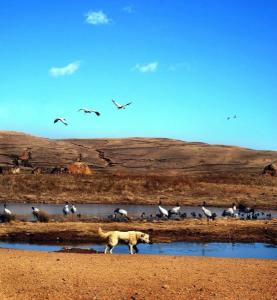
top-left (128, 244), bottom-right (134, 254)
top-left (133, 245), bottom-right (139, 254)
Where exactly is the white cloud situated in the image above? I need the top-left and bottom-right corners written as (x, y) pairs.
top-left (133, 62), bottom-right (158, 73)
top-left (49, 61), bottom-right (80, 77)
top-left (122, 5), bottom-right (135, 14)
top-left (85, 10), bottom-right (110, 25)
top-left (169, 62), bottom-right (191, 72)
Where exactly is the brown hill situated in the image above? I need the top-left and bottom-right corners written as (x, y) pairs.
top-left (0, 131), bottom-right (276, 207)
top-left (0, 131), bottom-right (276, 174)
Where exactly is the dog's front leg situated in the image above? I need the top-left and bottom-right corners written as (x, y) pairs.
top-left (104, 245), bottom-right (110, 254)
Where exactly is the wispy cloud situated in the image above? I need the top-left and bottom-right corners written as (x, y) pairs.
top-left (133, 62), bottom-right (158, 73)
top-left (122, 5), bottom-right (135, 14)
top-left (49, 61), bottom-right (80, 77)
top-left (169, 62), bottom-right (191, 72)
top-left (85, 10), bottom-right (110, 25)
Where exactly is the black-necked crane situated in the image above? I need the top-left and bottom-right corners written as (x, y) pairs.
top-left (78, 108), bottom-right (100, 116)
top-left (70, 204), bottom-right (77, 214)
top-left (238, 204), bottom-right (254, 214)
top-left (114, 208), bottom-right (129, 220)
top-left (112, 99), bottom-right (132, 110)
top-left (63, 202), bottom-right (70, 216)
top-left (54, 118), bottom-right (68, 126)
top-left (201, 202), bottom-right (216, 222)
top-left (3, 203), bottom-right (11, 215)
top-left (168, 202), bottom-right (181, 217)
top-left (158, 201), bottom-right (169, 218)
top-left (32, 206), bottom-right (40, 220)
top-left (222, 203), bottom-right (237, 217)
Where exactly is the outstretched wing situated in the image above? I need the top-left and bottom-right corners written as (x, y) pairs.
top-left (92, 110), bottom-right (101, 116)
top-left (123, 102), bottom-right (132, 107)
top-left (112, 99), bottom-right (121, 108)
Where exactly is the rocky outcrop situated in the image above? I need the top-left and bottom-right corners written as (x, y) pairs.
top-left (68, 162), bottom-right (92, 175)
top-left (263, 163), bottom-right (277, 176)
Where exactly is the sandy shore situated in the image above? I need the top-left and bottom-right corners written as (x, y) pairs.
top-left (0, 248), bottom-right (276, 300)
top-left (0, 219), bottom-right (276, 244)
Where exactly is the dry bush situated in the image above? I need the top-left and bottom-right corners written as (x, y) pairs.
top-left (34, 211), bottom-right (49, 223)
top-left (0, 213), bottom-right (16, 223)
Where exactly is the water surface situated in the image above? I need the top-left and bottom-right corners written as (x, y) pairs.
top-left (1, 203), bottom-right (276, 220)
top-left (0, 241), bottom-right (276, 259)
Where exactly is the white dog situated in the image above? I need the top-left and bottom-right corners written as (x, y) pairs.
top-left (98, 227), bottom-right (150, 254)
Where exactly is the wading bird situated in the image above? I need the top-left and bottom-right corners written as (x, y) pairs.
top-left (54, 118), bottom-right (68, 126)
top-left (78, 109), bottom-right (100, 116)
top-left (222, 203), bottom-right (237, 217)
top-left (168, 203), bottom-right (181, 217)
top-left (201, 202), bottom-right (216, 222)
top-left (3, 204), bottom-right (11, 215)
top-left (63, 202), bottom-right (70, 216)
top-left (112, 99), bottom-right (132, 110)
top-left (158, 201), bottom-right (169, 218)
top-left (71, 204), bottom-right (77, 214)
top-left (32, 207), bottom-right (40, 220)
top-left (114, 208), bottom-right (128, 219)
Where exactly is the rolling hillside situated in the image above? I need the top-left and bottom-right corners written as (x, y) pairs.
top-left (0, 131), bottom-right (276, 174)
top-left (0, 131), bottom-right (276, 207)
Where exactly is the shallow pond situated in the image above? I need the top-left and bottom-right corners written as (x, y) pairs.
top-left (0, 241), bottom-right (276, 259)
top-left (1, 203), bottom-right (276, 220)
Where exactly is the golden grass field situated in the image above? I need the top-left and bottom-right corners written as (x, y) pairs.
top-left (0, 173), bottom-right (276, 209)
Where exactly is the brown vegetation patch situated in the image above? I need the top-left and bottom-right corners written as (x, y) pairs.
top-left (0, 219), bottom-right (276, 244)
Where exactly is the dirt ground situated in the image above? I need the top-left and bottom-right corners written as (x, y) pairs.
top-left (0, 219), bottom-right (276, 244)
top-left (0, 248), bottom-right (276, 300)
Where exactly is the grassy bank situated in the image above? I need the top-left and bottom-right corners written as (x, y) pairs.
top-left (0, 219), bottom-right (276, 244)
top-left (0, 173), bottom-right (277, 208)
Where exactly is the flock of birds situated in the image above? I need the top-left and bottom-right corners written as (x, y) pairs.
top-left (1, 202), bottom-right (272, 222)
top-left (54, 99), bottom-right (132, 126)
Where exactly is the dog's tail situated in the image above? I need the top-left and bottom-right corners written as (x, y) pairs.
top-left (98, 227), bottom-right (109, 239)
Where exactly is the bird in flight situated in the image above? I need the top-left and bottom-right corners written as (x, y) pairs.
top-left (227, 115), bottom-right (237, 120)
top-left (54, 118), bottom-right (68, 126)
top-left (78, 108), bottom-right (101, 116)
top-left (112, 99), bottom-right (132, 109)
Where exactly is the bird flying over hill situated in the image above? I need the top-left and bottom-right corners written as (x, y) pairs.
top-left (78, 109), bottom-right (100, 116)
top-left (112, 99), bottom-right (132, 109)
top-left (54, 118), bottom-right (68, 126)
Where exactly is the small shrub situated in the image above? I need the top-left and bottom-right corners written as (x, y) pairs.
top-left (0, 213), bottom-right (16, 223)
top-left (33, 211), bottom-right (49, 222)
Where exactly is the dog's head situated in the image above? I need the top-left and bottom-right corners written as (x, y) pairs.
top-left (138, 232), bottom-right (150, 244)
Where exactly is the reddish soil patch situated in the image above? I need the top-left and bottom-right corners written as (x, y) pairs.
top-left (0, 248), bottom-right (276, 299)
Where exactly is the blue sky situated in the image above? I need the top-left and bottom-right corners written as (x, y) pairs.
top-left (0, 0), bottom-right (276, 150)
